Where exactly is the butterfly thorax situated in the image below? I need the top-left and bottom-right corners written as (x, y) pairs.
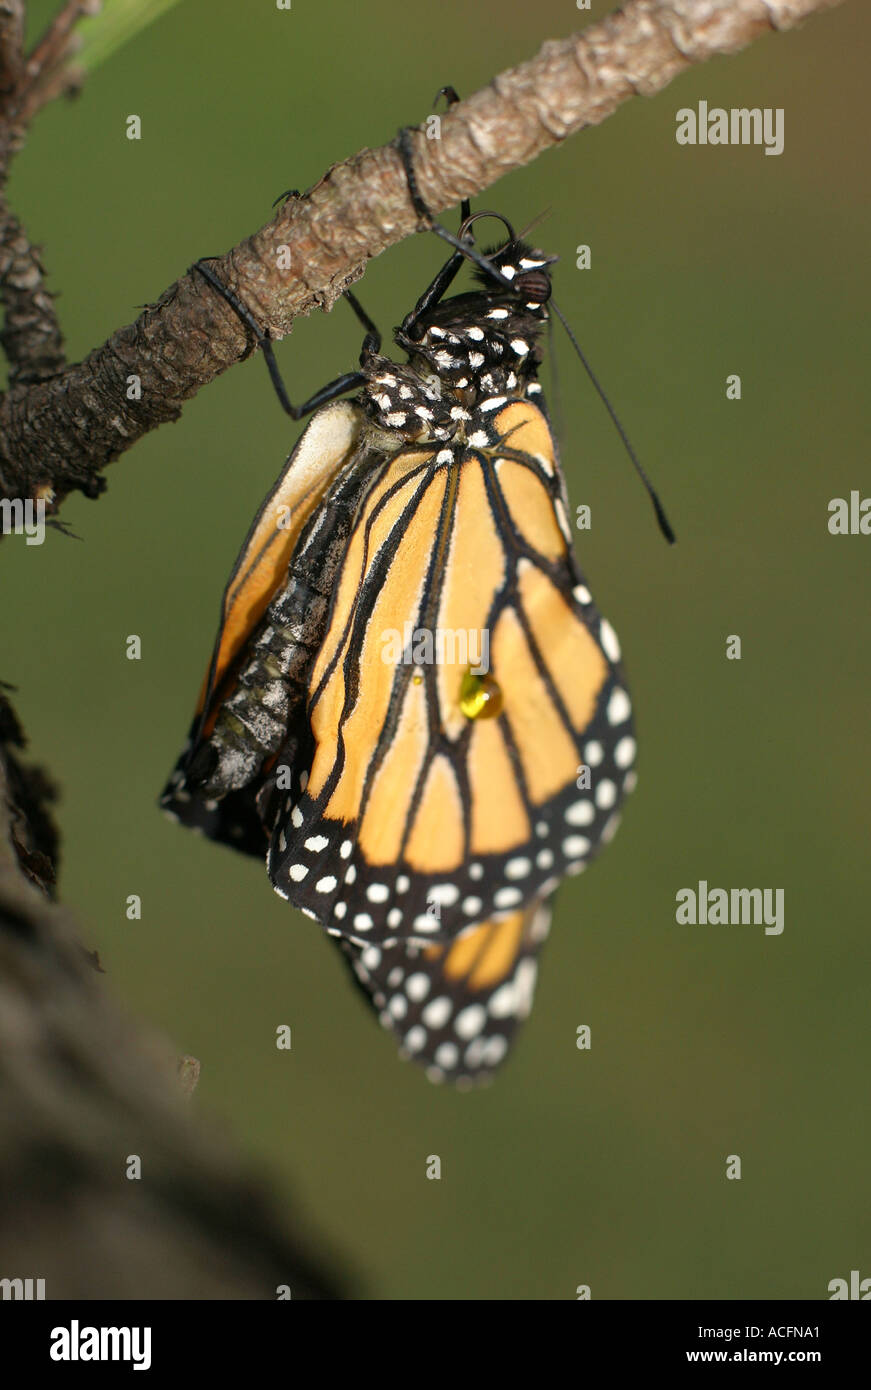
top-left (359, 355), bottom-right (457, 443)
top-left (359, 241), bottom-right (552, 445)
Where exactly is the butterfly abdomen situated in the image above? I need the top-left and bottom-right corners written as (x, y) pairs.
top-left (188, 459), bottom-right (382, 801)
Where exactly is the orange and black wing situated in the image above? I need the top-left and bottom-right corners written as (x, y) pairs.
top-left (267, 399), bottom-right (636, 940)
top-left (338, 894), bottom-right (553, 1084)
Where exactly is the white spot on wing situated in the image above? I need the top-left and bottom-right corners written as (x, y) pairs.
top-left (599, 619), bottom-right (621, 663)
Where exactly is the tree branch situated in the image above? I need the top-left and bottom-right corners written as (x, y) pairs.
top-left (0, 0), bottom-right (847, 511)
top-left (0, 2), bottom-right (25, 102)
top-left (0, 3), bottom-right (100, 398)
top-left (0, 200), bottom-right (66, 386)
top-left (8, 0), bottom-right (95, 136)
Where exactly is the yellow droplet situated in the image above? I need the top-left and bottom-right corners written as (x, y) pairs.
top-left (459, 670), bottom-right (503, 720)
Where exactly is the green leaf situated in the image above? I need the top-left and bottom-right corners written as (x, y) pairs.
top-left (76, 0), bottom-right (185, 75)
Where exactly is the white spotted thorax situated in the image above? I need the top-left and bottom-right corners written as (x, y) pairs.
top-left (361, 243), bottom-right (553, 445)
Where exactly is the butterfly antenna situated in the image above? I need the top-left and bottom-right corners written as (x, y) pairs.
top-left (546, 313), bottom-right (565, 443)
top-left (516, 208), bottom-right (553, 242)
top-left (550, 299), bottom-right (675, 544)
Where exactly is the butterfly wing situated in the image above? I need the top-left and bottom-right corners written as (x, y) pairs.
top-left (267, 399), bottom-right (636, 939)
top-left (339, 894), bottom-right (553, 1084)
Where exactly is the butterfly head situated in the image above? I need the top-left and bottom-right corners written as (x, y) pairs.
top-left (472, 237), bottom-right (556, 309)
top-left (395, 236), bottom-right (557, 405)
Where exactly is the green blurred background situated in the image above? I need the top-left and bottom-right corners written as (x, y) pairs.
top-left (4, 0), bottom-right (868, 1299)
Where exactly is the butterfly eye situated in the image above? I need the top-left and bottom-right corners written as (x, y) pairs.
top-left (459, 670), bottom-right (503, 721)
top-left (514, 269), bottom-right (551, 304)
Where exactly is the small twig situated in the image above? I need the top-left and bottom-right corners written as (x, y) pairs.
top-left (0, 4), bottom-right (98, 389)
top-left (0, 5), bottom-right (99, 394)
top-left (21, 0), bottom-right (95, 94)
top-left (0, 0), bottom-right (96, 160)
top-left (12, 58), bottom-right (85, 130)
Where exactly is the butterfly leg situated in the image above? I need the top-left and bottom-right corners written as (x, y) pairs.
top-left (395, 89), bottom-right (475, 338)
top-left (395, 120), bottom-right (517, 309)
top-left (432, 86), bottom-right (470, 225)
top-left (192, 259), bottom-right (381, 420)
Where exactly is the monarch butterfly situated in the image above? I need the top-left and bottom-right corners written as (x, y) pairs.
top-left (162, 143), bottom-right (669, 1085)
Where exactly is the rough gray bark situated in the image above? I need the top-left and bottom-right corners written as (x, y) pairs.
top-left (0, 693), bottom-right (343, 1298)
